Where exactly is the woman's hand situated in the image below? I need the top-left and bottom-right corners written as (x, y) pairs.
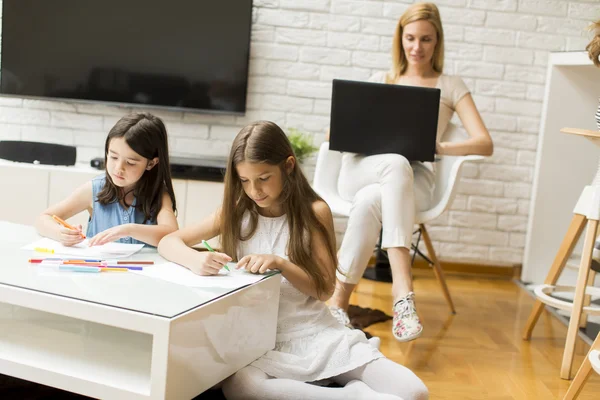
top-left (436, 142), bottom-right (447, 155)
top-left (237, 254), bottom-right (282, 274)
top-left (88, 225), bottom-right (130, 246)
top-left (59, 225), bottom-right (85, 247)
top-left (188, 251), bottom-right (232, 276)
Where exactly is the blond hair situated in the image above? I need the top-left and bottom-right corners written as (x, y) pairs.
top-left (587, 19), bottom-right (600, 67)
top-left (388, 2), bottom-right (444, 83)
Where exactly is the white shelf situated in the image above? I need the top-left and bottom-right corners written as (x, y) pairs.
top-left (550, 51), bottom-right (594, 66)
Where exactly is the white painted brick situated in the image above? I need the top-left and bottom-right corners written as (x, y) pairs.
top-left (450, 195), bottom-right (467, 211)
top-left (383, 3), bottom-right (408, 18)
top-left (182, 113), bottom-right (236, 125)
top-left (280, 0), bottom-right (331, 12)
top-left (496, 98), bottom-right (542, 117)
top-left (458, 179), bottom-right (504, 197)
top-left (497, 214), bottom-right (528, 232)
top-left (300, 47), bottom-right (351, 66)
top-left (0, 107), bottom-right (49, 125)
top-left (75, 103), bottom-right (130, 116)
top-left (439, 6), bottom-right (486, 26)
top-left (256, 9), bottom-right (309, 27)
top-left (309, 14), bottom-right (360, 32)
top-left (252, 24), bottom-right (276, 42)
top-left (20, 126), bottom-right (75, 146)
top-left (435, 0), bottom-right (468, 6)
top-left (73, 131), bottom-right (106, 147)
top-left (328, 32), bottom-right (380, 51)
top-left (427, 211), bottom-right (449, 226)
top-left (468, 196), bottom-right (518, 214)
top-left (455, 61), bottom-right (504, 79)
top-left (517, 199), bottom-right (530, 215)
top-left (471, 95), bottom-right (495, 113)
top-left (444, 25), bottom-right (464, 42)
top-left (361, 17), bottom-right (398, 35)
top-left (517, 32), bottom-right (566, 51)
top-left (537, 17), bottom-right (590, 36)
top-left (534, 50), bottom-right (549, 66)
top-left (248, 59), bottom-right (269, 76)
top-left (517, 149), bottom-right (537, 166)
top-left (480, 113), bottom-right (518, 131)
top-left (313, 99), bottom-right (332, 116)
top-left (488, 147), bottom-right (518, 164)
top-left (352, 51), bottom-right (391, 69)
top-left (248, 76), bottom-right (288, 95)
top-left (462, 163), bottom-right (480, 179)
top-left (172, 138), bottom-right (231, 158)
top-left (103, 115), bottom-right (122, 131)
top-left (251, 43), bottom-right (298, 61)
top-left (505, 65), bottom-right (547, 84)
top-left (267, 61), bottom-right (321, 80)
top-left (332, 0), bottom-right (382, 17)
top-left (468, 0), bottom-right (517, 11)
top-left (246, 93), bottom-right (263, 110)
top-left (210, 125), bottom-right (242, 141)
top-left (50, 112), bottom-right (103, 131)
top-left (476, 79), bottom-right (527, 99)
top-left (426, 226), bottom-right (460, 242)
top-left (276, 27), bottom-right (327, 46)
top-left (253, 0), bottom-right (278, 8)
top-left (319, 66), bottom-right (372, 82)
top-left (76, 146), bottom-right (104, 164)
top-left (460, 228), bottom-right (509, 246)
top-left (0, 97), bottom-right (22, 107)
top-left (465, 27), bottom-right (516, 46)
top-left (518, 0), bottom-right (568, 16)
top-left (235, 110), bottom-right (286, 126)
top-left (526, 84), bottom-right (545, 101)
top-left (517, 117), bottom-right (540, 134)
top-left (380, 37), bottom-right (392, 53)
top-left (167, 122), bottom-right (210, 139)
top-left (510, 232), bottom-right (526, 248)
top-left (486, 11), bottom-right (537, 31)
top-left (0, 123), bottom-right (21, 139)
top-left (449, 211), bottom-right (497, 229)
top-left (445, 42), bottom-right (483, 60)
top-left (569, 3), bottom-right (600, 20)
top-left (286, 112), bottom-right (330, 133)
top-left (140, 109), bottom-right (183, 122)
top-left (489, 247), bottom-right (523, 264)
top-left (439, 242), bottom-right (489, 261)
top-left (566, 36), bottom-right (590, 52)
top-left (480, 164), bottom-right (532, 182)
top-left (504, 182), bottom-right (532, 199)
top-left (261, 94), bottom-right (313, 112)
top-left (22, 99), bottom-right (76, 112)
top-left (287, 80), bottom-right (332, 99)
top-left (484, 46), bottom-right (534, 65)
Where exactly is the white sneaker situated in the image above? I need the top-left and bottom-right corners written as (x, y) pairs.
top-left (329, 306), bottom-right (353, 329)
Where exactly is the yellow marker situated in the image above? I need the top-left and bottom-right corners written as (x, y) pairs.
top-left (34, 247), bottom-right (55, 254)
top-left (101, 267), bottom-right (129, 272)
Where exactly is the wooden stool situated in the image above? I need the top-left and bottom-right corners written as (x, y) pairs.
top-left (522, 128), bottom-right (600, 380)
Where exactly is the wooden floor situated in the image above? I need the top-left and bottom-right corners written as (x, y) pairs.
top-left (351, 270), bottom-right (600, 400)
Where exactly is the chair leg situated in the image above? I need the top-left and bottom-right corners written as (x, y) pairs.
top-left (522, 214), bottom-right (587, 340)
top-left (420, 224), bottom-right (456, 314)
top-left (563, 332), bottom-right (600, 399)
top-left (561, 219), bottom-right (598, 380)
top-left (579, 270), bottom-right (596, 329)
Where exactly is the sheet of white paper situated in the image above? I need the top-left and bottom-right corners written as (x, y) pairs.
top-left (133, 262), bottom-right (272, 289)
top-left (21, 238), bottom-right (145, 259)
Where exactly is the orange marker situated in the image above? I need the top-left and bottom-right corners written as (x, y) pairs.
top-left (52, 215), bottom-right (86, 239)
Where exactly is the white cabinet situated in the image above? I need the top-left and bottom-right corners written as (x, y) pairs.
top-left (48, 169), bottom-right (100, 232)
top-left (0, 166), bottom-right (49, 226)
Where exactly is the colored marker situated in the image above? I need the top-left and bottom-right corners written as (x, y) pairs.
top-left (202, 240), bottom-right (230, 271)
top-left (52, 215), bottom-right (86, 239)
top-left (34, 247), bottom-right (55, 254)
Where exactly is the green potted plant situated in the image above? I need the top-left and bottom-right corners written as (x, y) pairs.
top-left (287, 128), bottom-right (318, 163)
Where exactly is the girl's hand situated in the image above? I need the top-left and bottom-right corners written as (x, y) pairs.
top-left (237, 254), bottom-right (281, 274)
top-left (89, 225), bottom-right (130, 246)
top-left (189, 251), bottom-right (232, 276)
top-left (59, 225), bottom-right (85, 247)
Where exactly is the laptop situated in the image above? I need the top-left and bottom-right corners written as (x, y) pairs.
top-left (329, 79), bottom-right (441, 162)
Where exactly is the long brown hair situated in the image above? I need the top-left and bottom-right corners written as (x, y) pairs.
top-left (98, 112), bottom-right (176, 222)
top-left (388, 2), bottom-right (445, 82)
top-left (587, 19), bottom-right (600, 67)
top-left (220, 121), bottom-right (337, 297)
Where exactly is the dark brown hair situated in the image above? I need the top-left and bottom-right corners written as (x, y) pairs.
top-left (98, 112), bottom-right (176, 222)
top-left (220, 121), bottom-right (337, 297)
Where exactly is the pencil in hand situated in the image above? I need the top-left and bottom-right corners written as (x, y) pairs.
top-left (202, 240), bottom-right (230, 272)
top-left (52, 215), bottom-right (86, 239)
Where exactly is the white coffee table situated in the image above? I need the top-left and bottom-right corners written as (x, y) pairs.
top-left (0, 221), bottom-right (281, 399)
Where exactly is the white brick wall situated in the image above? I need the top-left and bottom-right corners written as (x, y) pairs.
top-left (0, 0), bottom-right (597, 266)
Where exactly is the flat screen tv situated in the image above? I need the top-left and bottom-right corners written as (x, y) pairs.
top-left (0, 0), bottom-right (253, 114)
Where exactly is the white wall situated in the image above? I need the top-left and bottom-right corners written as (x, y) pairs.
top-left (0, 0), bottom-right (598, 266)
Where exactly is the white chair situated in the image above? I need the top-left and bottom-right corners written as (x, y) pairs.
top-left (313, 123), bottom-right (485, 314)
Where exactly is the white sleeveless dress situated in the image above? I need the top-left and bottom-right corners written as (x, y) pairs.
top-left (237, 212), bottom-right (383, 382)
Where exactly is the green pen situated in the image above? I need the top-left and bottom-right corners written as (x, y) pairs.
top-left (202, 240), bottom-right (230, 271)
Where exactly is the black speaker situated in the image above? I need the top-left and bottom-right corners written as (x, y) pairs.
top-left (0, 140), bottom-right (76, 166)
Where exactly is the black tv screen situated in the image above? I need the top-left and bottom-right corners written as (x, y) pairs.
top-left (0, 0), bottom-right (253, 114)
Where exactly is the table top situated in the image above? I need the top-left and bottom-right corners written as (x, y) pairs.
top-left (0, 221), bottom-right (255, 318)
top-left (561, 128), bottom-right (600, 146)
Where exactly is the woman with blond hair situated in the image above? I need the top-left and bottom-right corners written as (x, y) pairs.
top-left (328, 2), bottom-right (494, 342)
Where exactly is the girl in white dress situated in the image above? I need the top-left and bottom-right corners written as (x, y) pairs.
top-left (158, 121), bottom-right (428, 400)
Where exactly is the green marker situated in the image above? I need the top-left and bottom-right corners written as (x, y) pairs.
top-left (202, 240), bottom-right (230, 271)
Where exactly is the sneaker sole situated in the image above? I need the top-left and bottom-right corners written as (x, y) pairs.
top-left (393, 328), bottom-right (423, 343)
